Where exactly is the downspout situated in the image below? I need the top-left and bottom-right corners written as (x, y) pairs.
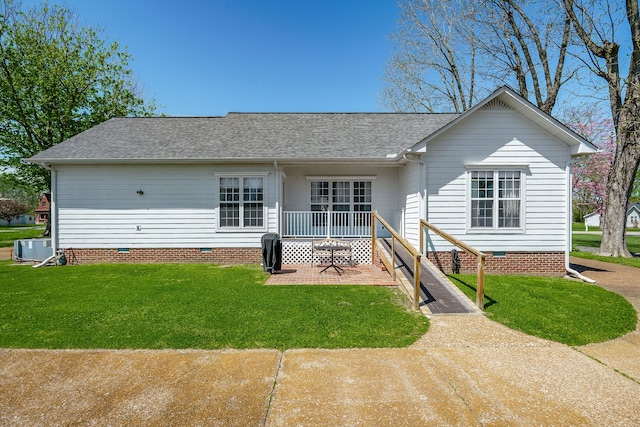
top-left (50, 164), bottom-right (58, 253)
top-left (38, 163), bottom-right (58, 252)
top-left (565, 157), bottom-right (597, 283)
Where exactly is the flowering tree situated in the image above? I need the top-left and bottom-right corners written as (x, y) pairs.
top-left (0, 198), bottom-right (28, 226)
top-left (565, 107), bottom-right (615, 221)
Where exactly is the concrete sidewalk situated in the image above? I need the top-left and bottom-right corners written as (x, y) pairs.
top-left (2, 314), bottom-right (639, 426)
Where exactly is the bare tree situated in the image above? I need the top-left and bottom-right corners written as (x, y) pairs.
top-left (383, 0), bottom-right (574, 114)
top-left (478, 0), bottom-right (573, 114)
top-left (564, 0), bottom-right (640, 257)
top-left (382, 0), bottom-right (482, 112)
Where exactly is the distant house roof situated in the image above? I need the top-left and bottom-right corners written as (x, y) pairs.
top-left (586, 204), bottom-right (640, 218)
top-left (26, 87), bottom-right (596, 165)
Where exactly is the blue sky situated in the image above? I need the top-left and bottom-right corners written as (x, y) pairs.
top-left (29, 0), bottom-right (399, 116)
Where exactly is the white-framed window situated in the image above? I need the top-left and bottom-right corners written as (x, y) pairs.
top-left (469, 170), bottom-right (523, 230)
top-left (217, 175), bottom-right (266, 229)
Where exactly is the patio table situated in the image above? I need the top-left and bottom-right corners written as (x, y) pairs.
top-left (316, 245), bottom-right (349, 276)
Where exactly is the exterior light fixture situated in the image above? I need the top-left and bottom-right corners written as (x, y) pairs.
top-left (136, 190), bottom-right (144, 195)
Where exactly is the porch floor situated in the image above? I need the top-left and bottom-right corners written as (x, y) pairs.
top-left (265, 264), bottom-right (397, 286)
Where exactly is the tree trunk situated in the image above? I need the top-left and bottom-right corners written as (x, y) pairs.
top-left (600, 92), bottom-right (640, 257)
top-left (600, 169), bottom-right (633, 257)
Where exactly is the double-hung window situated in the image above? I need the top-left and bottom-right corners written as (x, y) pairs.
top-left (218, 175), bottom-right (265, 229)
top-left (470, 170), bottom-right (522, 230)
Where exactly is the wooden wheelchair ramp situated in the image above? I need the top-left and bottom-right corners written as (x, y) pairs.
top-left (379, 239), bottom-right (480, 315)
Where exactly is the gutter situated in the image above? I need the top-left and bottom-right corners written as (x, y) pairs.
top-left (24, 156), bottom-right (410, 166)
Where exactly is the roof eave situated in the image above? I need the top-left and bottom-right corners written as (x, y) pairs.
top-left (26, 156), bottom-right (408, 166)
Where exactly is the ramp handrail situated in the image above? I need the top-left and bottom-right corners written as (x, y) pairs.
top-left (371, 211), bottom-right (422, 310)
top-left (420, 219), bottom-right (486, 310)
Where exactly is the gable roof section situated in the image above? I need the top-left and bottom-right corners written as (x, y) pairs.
top-left (27, 113), bottom-right (460, 164)
top-left (410, 86), bottom-right (597, 156)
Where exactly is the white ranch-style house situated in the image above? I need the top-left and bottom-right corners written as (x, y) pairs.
top-left (28, 87), bottom-right (596, 275)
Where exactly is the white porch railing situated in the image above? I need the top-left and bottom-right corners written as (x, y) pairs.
top-left (283, 211), bottom-right (372, 238)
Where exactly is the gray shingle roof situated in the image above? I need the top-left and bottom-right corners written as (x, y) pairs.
top-left (27, 113), bottom-right (460, 163)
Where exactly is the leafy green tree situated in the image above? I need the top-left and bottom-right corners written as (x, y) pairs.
top-left (0, 0), bottom-right (155, 191)
top-left (0, 170), bottom-right (40, 208)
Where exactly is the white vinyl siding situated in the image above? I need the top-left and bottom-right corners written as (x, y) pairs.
top-left (423, 107), bottom-right (569, 252)
top-left (55, 164), bottom-right (276, 249)
top-left (398, 161), bottom-right (421, 245)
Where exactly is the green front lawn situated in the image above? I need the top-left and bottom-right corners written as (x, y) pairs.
top-left (450, 274), bottom-right (637, 346)
top-left (1, 261), bottom-right (635, 350)
top-left (0, 262), bottom-right (428, 350)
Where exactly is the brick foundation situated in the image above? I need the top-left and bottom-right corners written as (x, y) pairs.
top-left (426, 251), bottom-right (566, 276)
top-left (63, 247), bottom-right (262, 265)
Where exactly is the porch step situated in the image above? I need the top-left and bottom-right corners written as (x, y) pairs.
top-left (377, 239), bottom-right (480, 315)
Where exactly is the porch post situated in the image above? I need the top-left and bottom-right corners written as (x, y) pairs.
top-left (371, 212), bottom-right (376, 264)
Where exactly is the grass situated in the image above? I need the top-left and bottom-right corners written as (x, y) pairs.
top-left (572, 222), bottom-right (640, 233)
top-left (571, 251), bottom-right (640, 268)
top-left (0, 262), bottom-right (428, 350)
top-left (572, 232), bottom-right (640, 268)
top-left (573, 232), bottom-right (640, 252)
top-left (450, 274), bottom-right (637, 346)
top-left (572, 222), bottom-right (599, 232)
top-left (0, 226), bottom-right (45, 247)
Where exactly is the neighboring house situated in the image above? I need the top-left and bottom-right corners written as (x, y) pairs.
top-left (584, 203), bottom-right (640, 230)
top-left (627, 204), bottom-right (640, 228)
top-left (26, 87), bottom-right (596, 275)
top-left (0, 213), bottom-right (35, 226)
top-left (584, 212), bottom-right (601, 229)
top-left (35, 193), bottom-right (51, 224)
